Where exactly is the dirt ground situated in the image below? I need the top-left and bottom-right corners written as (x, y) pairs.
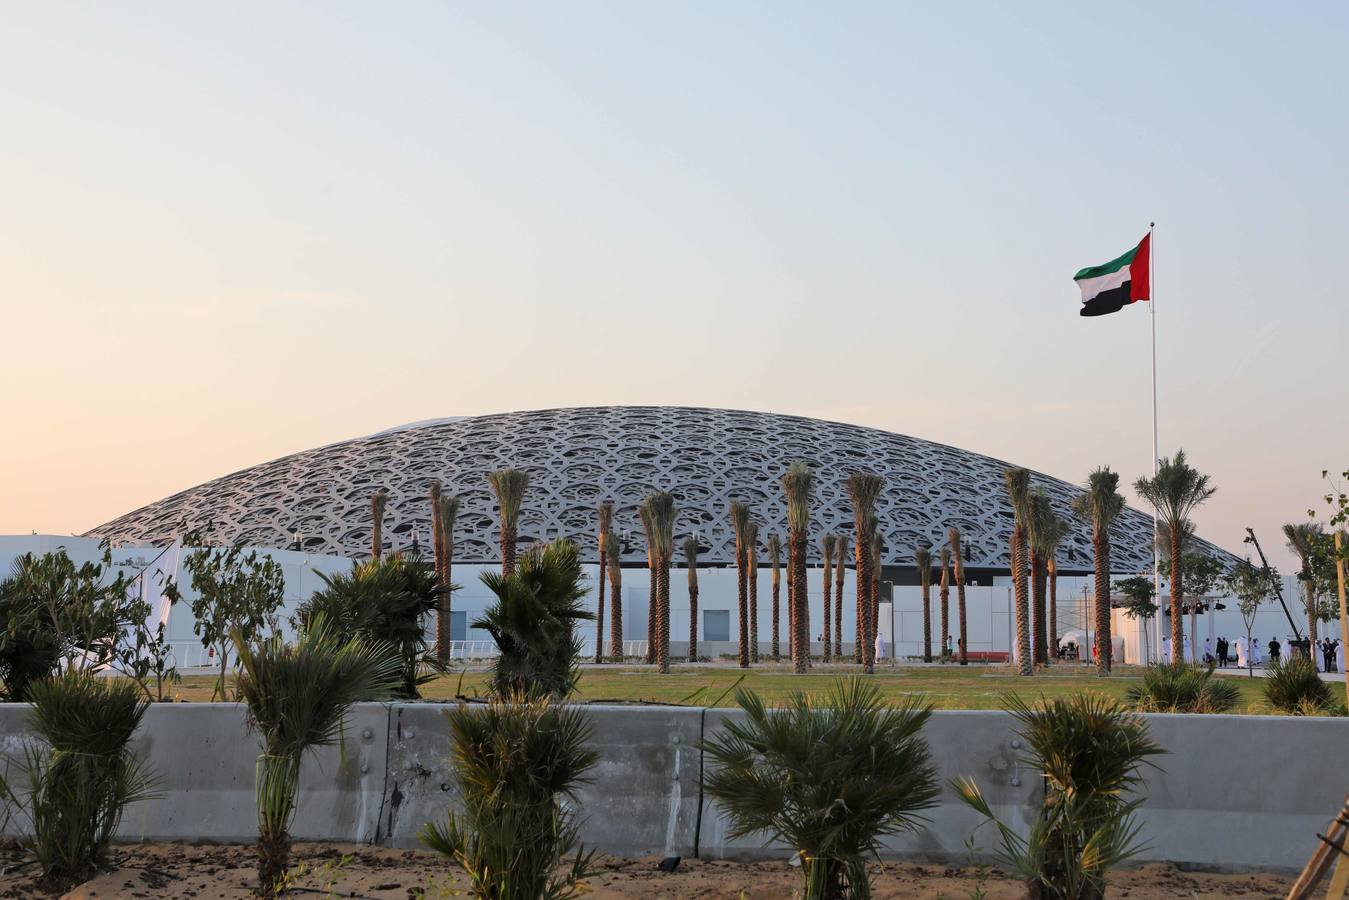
top-left (0, 841), bottom-right (1307, 899)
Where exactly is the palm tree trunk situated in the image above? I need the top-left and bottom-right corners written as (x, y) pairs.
top-left (1012, 523), bottom-right (1032, 676)
top-left (1095, 530), bottom-right (1112, 675)
top-left (1305, 572), bottom-right (1319, 652)
top-left (737, 546), bottom-right (749, 668)
top-left (821, 557), bottom-right (833, 663)
top-left (1031, 549), bottom-right (1047, 666)
top-left (608, 568), bottom-right (623, 659)
top-left (656, 555), bottom-right (670, 674)
top-left (688, 577), bottom-right (699, 662)
top-left (432, 495), bottom-right (449, 665)
top-left (940, 569), bottom-right (951, 661)
top-left (749, 563), bottom-right (759, 663)
top-left (500, 524), bottom-right (516, 578)
top-left (1169, 530), bottom-right (1184, 653)
top-left (791, 531), bottom-right (808, 674)
top-left (1047, 558), bottom-right (1057, 663)
top-left (595, 544), bottom-right (607, 663)
top-left (787, 559), bottom-right (796, 662)
top-left (954, 548), bottom-right (968, 666)
top-left (921, 582), bottom-right (932, 663)
top-left (858, 534), bottom-right (875, 674)
top-left (834, 541), bottom-right (845, 659)
top-left (646, 558), bottom-right (657, 665)
top-left (771, 563), bottom-right (781, 661)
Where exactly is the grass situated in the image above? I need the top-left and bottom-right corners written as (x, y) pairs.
top-left (165, 662), bottom-right (1276, 712)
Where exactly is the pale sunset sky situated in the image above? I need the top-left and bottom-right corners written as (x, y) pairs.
top-left (2, 2), bottom-right (1345, 571)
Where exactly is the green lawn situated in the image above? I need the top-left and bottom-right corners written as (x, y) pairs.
top-left (174, 662), bottom-right (1276, 712)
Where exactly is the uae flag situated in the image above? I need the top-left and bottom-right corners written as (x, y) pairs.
top-left (1075, 233), bottom-right (1150, 317)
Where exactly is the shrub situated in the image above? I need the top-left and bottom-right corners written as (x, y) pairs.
top-left (475, 540), bottom-right (593, 699)
top-left (16, 670), bottom-right (157, 888)
top-left (422, 694), bottom-right (598, 900)
top-left (1264, 655), bottom-right (1333, 714)
top-left (298, 552), bottom-right (446, 698)
top-left (702, 677), bottom-right (939, 899)
top-left (234, 616), bottom-right (402, 896)
top-left (1124, 663), bottom-right (1239, 713)
top-left (956, 693), bottom-right (1164, 899)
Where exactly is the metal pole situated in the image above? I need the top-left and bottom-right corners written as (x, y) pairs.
top-left (1149, 222), bottom-right (1163, 665)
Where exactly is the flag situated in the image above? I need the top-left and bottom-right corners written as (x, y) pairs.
top-left (1075, 233), bottom-right (1150, 317)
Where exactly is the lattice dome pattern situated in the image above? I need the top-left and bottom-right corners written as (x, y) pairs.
top-left (87, 406), bottom-right (1232, 572)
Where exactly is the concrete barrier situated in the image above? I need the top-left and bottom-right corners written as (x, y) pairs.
top-left (378, 703), bottom-right (703, 857)
top-left (0, 700), bottom-right (1342, 870)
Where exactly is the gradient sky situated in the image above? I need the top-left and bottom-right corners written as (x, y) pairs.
top-left (3, 2), bottom-right (1346, 571)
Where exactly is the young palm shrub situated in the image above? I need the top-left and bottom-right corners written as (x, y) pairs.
top-left (1072, 468), bottom-right (1125, 676)
top-left (767, 533), bottom-right (782, 660)
top-left (594, 501), bottom-right (613, 663)
top-left (915, 545), bottom-right (933, 662)
top-left (684, 537), bottom-right (700, 661)
top-left (487, 468), bottom-right (531, 577)
top-left (846, 473), bottom-right (884, 673)
top-left (476, 539), bottom-right (594, 698)
top-left (1004, 469), bottom-right (1034, 676)
top-left (949, 527), bottom-right (968, 665)
top-left (1134, 451), bottom-right (1216, 654)
top-left (783, 462), bottom-right (814, 675)
top-left (730, 501), bottom-right (753, 669)
top-left (956, 693), bottom-right (1164, 900)
top-left (422, 694), bottom-right (598, 900)
top-left (370, 488), bottom-right (388, 561)
top-left (834, 534), bottom-right (847, 659)
top-left (821, 534), bottom-right (836, 662)
top-left (1124, 663), bottom-right (1240, 713)
top-left (19, 670), bottom-right (157, 889)
top-left (643, 492), bottom-right (677, 674)
top-left (703, 677), bottom-right (939, 899)
top-left (604, 532), bottom-right (623, 659)
top-left (1264, 655), bottom-right (1334, 714)
top-left (233, 618), bottom-right (402, 897)
top-left (298, 553), bottom-right (444, 698)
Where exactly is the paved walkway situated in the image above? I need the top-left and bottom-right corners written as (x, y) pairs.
top-left (1212, 665), bottom-right (1345, 682)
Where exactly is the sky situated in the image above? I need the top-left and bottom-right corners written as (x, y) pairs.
top-left (2, 2), bottom-right (1346, 572)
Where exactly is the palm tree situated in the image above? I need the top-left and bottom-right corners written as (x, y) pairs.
top-left (871, 532), bottom-right (883, 664)
top-left (936, 547), bottom-right (950, 659)
top-left (767, 533), bottom-right (782, 660)
top-left (1027, 489), bottom-right (1052, 667)
top-left (834, 534), bottom-right (847, 659)
top-left (234, 618), bottom-right (402, 896)
top-left (915, 545), bottom-right (933, 662)
top-left (949, 527), bottom-right (968, 666)
top-left (821, 534), bottom-right (836, 662)
top-left (639, 502), bottom-right (657, 665)
top-left (1134, 451), bottom-right (1216, 654)
top-left (431, 481), bottom-right (446, 658)
top-left (605, 531), bottom-right (623, 659)
top-left (1031, 501), bottom-right (1067, 665)
top-left (370, 489), bottom-right (388, 561)
top-left (1003, 469), bottom-right (1033, 676)
top-left (746, 520), bottom-right (760, 663)
top-left (730, 501), bottom-right (752, 669)
top-left (846, 473), bottom-right (884, 674)
top-left (783, 462), bottom-right (814, 675)
top-left (434, 488), bottom-right (461, 666)
top-left (1074, 467), bottom-right (1126, 676)
top-left (644, 493), bottom-right (677, 674)
top-left (684, 536), bottom-right (700, 661)
top-left (1284, 522), bottom-right (1323, 651)
top-left (595, 501), bottom-right (613, 663)
top-left (487, 468), bottom-right (530, 577)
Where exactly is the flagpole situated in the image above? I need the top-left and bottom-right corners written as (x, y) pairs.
top-left (1150, 221), bottom-right (1162, 664)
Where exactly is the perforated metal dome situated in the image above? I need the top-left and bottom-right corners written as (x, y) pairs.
top-left (86, 406), bottom-right (1232, 572)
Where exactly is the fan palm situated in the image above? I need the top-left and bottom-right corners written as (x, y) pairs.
top-left (955, 693), bottom-right (1163, 899)
top-left (821, 534), bottom-right (836, 662)
top-left (234, 617), bottom-right (402, 896)
top-left (783, 462), bottom-right (814, 674)
top-left (1284, 522), bottom-right (1324, 650)
top-left (703, 678), bottom-right (939, 899)
top-left (746, 520), bottom-right (760, 663)
top-left (487, 468), bottom-right (531, 577)
top-left (846, 472), bottom-right (884, 674)
top-left (1003, 469), bottom-right (1034, 676)
top-left (643, 492), bottom-right (677, 674)
top-left (684, 536), bottom-right (700, 661)
top-left (475, 539), bottom-right (593, 698)
top-left (595, 501), bottom-right (613, 663)
top-left (834, 534), bottom-right (847, 659)
top-left (730, 501), bottom-right (753, 669)
top-left (604, 532), bottom-right (623, 659)
top-left (949, 527), bottom-right (968, 666)
top-left (915, 545), bottom-right (933, 662)
top-left (1074, 468), bottom-right (1126, 677)
top-left (1134, 450), bottom-right (1216, 653)
top-left (370, 489), bottom-right (388, 561)
top-left (767, 533), bottom-right (782, 660)
top-left (434, 488), bottom-right (461, 666)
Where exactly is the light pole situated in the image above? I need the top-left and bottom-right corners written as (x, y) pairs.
top-left (883, 580), bottom-right (895, 666)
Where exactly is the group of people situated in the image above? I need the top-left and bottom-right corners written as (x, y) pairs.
top-left (1163, 634), bottom-right (1345, 672)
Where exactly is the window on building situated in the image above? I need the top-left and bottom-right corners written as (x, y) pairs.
top-left (703, 609), bottom-right (730, 643)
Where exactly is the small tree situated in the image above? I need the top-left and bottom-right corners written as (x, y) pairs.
top-left (1112, 576), bottom-right (1158, 663)
top-left (475, 540), bottom-right (593, 699)
top-left (703, 678), bottom-right (938, 899)
top-left (1225, 558), bottom-right (1272, 678)
top-left (172, 542), bottom-right (287, 701)
top-left (1135, 450), bottom-right (1217, 653)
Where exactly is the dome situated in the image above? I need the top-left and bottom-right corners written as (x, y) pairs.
top-left (86, 406), bottom-right (1232, 572)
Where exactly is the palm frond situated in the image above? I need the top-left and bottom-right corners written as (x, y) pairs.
top-left (487, 468), bottom-right (531, 528)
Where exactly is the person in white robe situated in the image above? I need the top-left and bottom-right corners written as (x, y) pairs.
top-left (1161, 637), bottom-right (1171, 664)
top-left (1234, 636), bottom-right (1247, 669)
top-left (1203, 637), bottom-right (1213, 663)
top-left (1182, 635), bottom-right (1192, 663)
top-left (875, 632), bottom-right (887, 662)
top-left (1249, 637), bottom-right (1261, 666)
